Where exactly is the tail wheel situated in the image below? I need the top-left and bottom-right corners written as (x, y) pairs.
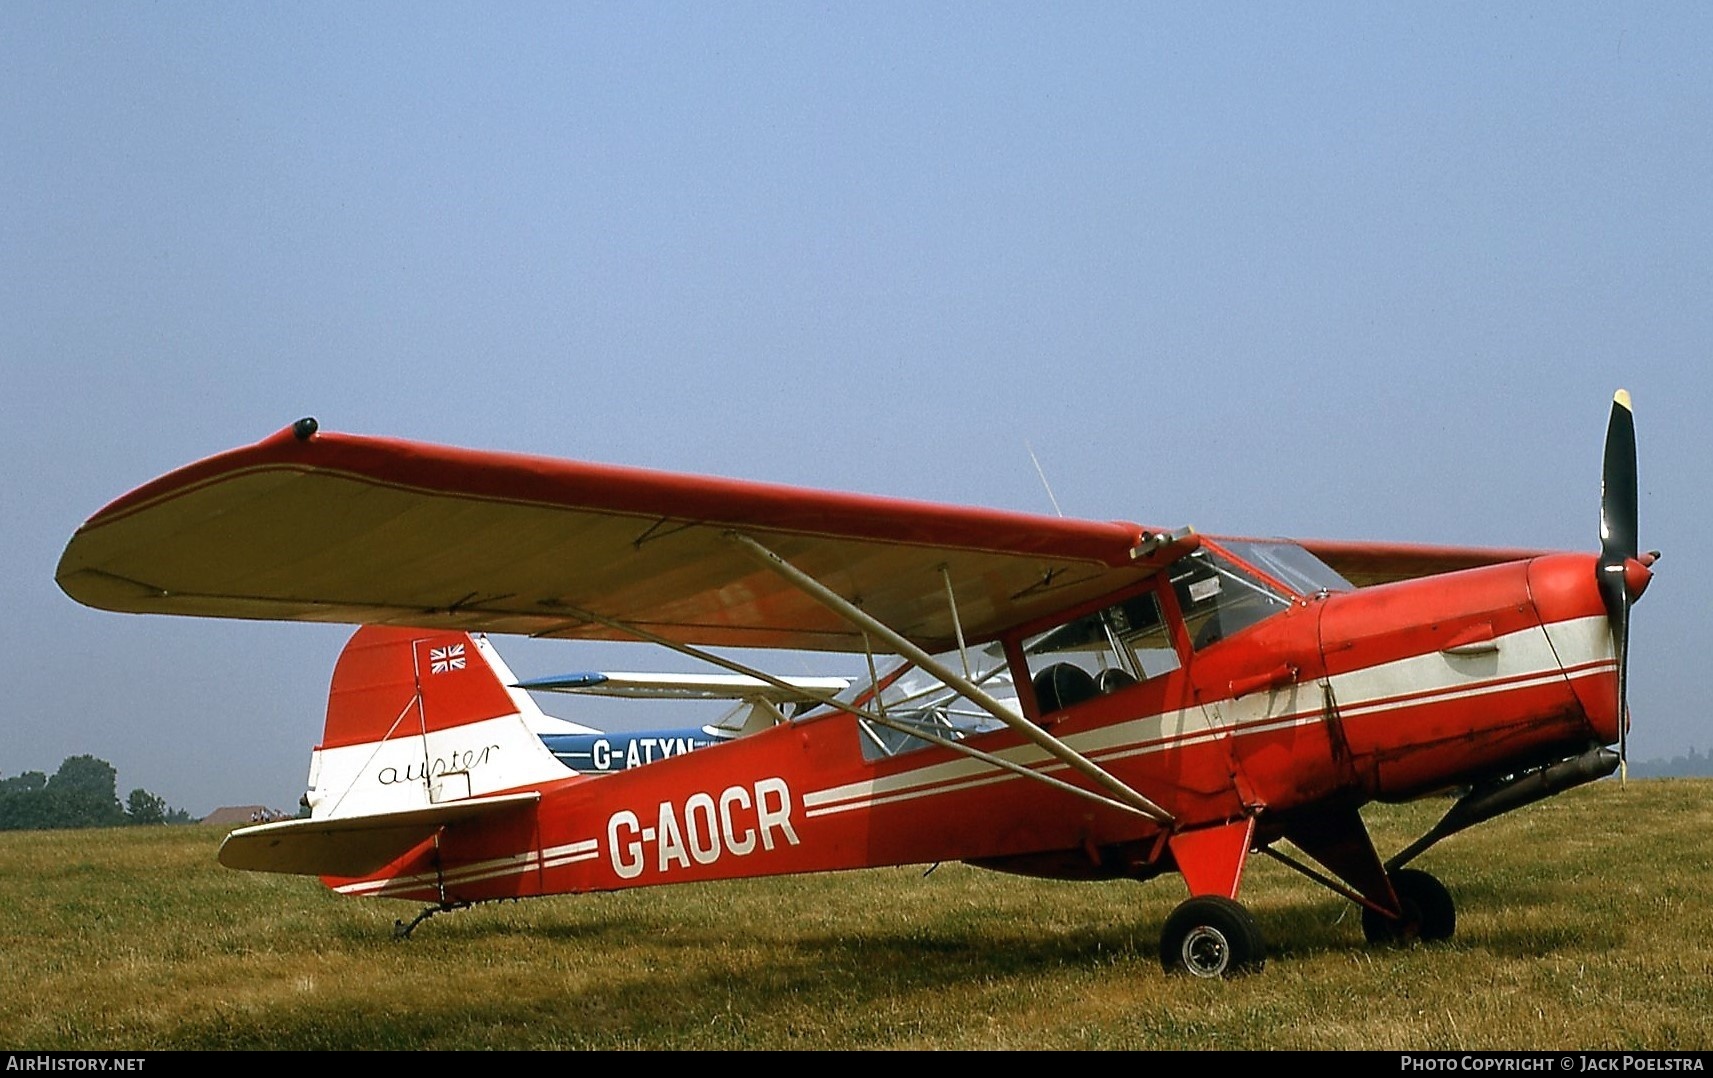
top-left (1159, 895), bottom-right (1265, 978)
top-left (1362, 868), bottom-right (1456, 945)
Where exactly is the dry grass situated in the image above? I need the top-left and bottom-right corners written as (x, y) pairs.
top-left (1, 779), bottom-right (1709, 1050)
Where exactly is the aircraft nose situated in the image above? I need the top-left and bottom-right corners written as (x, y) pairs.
top-left (1527, 552), bottom-right (1621, 746)
top-left (1528, 552), bottom-right (1607, 625)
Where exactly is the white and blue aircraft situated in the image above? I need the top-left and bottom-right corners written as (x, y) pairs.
top-left (515, 666), bottom-right (853, 773)
top-left (364, 630), bottom-right (1002, 777)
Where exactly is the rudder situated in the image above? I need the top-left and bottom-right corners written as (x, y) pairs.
top-left (306, 626), bottom-right (573, 820)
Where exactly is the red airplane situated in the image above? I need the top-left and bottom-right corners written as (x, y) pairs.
top-left (54, 392), bottom-right (1652, 976)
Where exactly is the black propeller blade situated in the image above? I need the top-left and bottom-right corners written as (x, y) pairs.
top-left (1600, 389), bottom-right (1639, 569)
top-left (1597, 390), bottom-right (1638, 777)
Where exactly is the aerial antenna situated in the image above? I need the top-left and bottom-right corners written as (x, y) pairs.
top-left (1025, 441), bottom-right (1064, 518)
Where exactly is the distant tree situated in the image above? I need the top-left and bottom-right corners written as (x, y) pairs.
top-left (0, 756), bottom-right (164, 829)
top-left (0, 771), bottom-right (47, 794)
top-left (0, 773), bottom-right (52, 829)
top-left (45, 755), bottom-right (124, 827)
top-left (0, 757), bottom-right (192, 831)
top-left (0, 771), bottom-right (49, 826)
top-left (48, 755), bottom-right (119, 797)
top-left (125, 788), bottom-right (168, 826)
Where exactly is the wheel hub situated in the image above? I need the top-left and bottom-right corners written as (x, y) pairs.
top-left (1180, 925), bottom-right (1232, 977)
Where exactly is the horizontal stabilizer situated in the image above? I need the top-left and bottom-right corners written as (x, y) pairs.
top-left (217, 791), bottom-right (540, 877)
top-left (516, 671), bottom-right (850, 703)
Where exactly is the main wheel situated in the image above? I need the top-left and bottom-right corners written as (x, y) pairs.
top-left (1159, 895), bottom-right (1266, 977)
top-left (1362, 868), bottom-right (1456, 944)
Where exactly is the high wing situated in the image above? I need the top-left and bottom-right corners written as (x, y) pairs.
top-left (58, 423), bottom-right (1562, 652)
top-left (57, 422), bottom-right (1188, 653)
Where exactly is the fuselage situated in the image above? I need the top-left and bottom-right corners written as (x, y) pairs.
top-left (326, 546), bottom-right (1619, 903)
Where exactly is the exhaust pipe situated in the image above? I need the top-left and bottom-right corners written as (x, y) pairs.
top-left (1387, 745), bottom-right (1620, 871)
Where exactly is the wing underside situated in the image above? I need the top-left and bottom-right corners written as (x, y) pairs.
top-left (59, 425), bottom-right (1559, 652)
top-left (58, 425), bottom-right (1172, 652)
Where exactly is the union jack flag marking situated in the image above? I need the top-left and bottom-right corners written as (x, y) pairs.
top-left (429, 643), bottom-right (466, 674)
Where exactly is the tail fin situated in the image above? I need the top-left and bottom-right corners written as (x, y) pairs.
top-left (305, 626), bottom-right (573, 820)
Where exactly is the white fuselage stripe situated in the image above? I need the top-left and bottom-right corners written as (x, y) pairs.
top-left (334, 838), bottom-right (597, 896)
top-left (805, 615), bottom-right (1612, 818)
top-left (339, 615), bottom-right (1613, 892)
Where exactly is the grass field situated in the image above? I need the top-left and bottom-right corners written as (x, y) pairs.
top-left (1, 779), bottom-right (1709, 1050)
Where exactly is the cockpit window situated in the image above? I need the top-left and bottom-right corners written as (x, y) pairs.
top-left (853, 644), bottom-right (1012, 760)
top-left (1020, 589), bottom-right (1180, 716)
top-left (842, 543), bottom-right (1340, 751)
top-left (1171, 549), bottom-right (1291, 650)
top-left (1216, 538), bottom-right (1353, 596)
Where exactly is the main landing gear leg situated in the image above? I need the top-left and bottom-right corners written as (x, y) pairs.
top-left (1159, 819), bottom-right (1266, 977)
top-left (393, 900), bottom-right (470, 940)
top-left (1272, 804), bottom-right (1457, 947)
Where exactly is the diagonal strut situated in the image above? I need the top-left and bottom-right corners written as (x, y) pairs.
top-left (724, 531), bottom-right (1175, 825)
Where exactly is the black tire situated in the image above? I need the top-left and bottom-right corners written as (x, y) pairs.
top-left (1159, 895), bottom-right (1266, 978)
top-left (1362, 868), bottom-right (1456, 945)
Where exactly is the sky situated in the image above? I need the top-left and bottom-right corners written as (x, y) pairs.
top-left (3, 4), bottom-right (1709, 815)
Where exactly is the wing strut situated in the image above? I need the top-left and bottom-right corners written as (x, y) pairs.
top-left (535, 599), bottom-right (1160, 820)
top-left (724, 531), bottom-right (1175, 825)
top-left (940, 565), bottom-right (972, 679)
